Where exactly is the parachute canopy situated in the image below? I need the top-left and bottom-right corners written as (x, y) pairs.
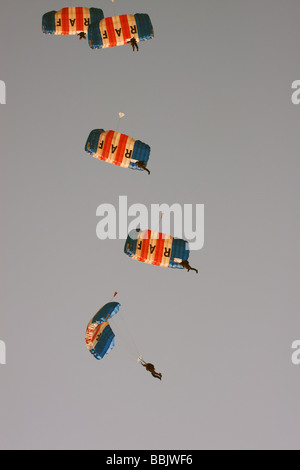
top-left (88, 13), bottom-right (154, 49)
top-left (124, 229), bottom-right (190, 269)
top-left (85, 302), bottom-right (120, 360)
top-left (42, 7), bottom-right (104, 35)
top-left (85, 129), bottom-right (150, 171)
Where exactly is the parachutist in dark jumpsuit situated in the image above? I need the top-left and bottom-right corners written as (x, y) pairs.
top-left (135, 161), bottom-right (150, 175)
top-left (141, 360), bottom-right (162, 380)
top-left (128, 37), bottom-right (139, 51)
top-left (78, 32), bottom-right (87, 40)
top-left (180, 260), bottom-right (198, 274)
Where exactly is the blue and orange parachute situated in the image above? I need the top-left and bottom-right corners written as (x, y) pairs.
top-left (85, 301), bottom-right (120, 360)
top-left (124, 229), bottom-right (191, 270)
top-left (88, 13), bottom-right (154, 49)
top-left (85, 297), bottom-right (163, 379)
top-left (42, 7), bottom-right (104, 36)
top-left (85, 129), bottom-right (151, 172)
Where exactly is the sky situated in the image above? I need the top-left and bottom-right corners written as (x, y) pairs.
top-left (0, 0), bottom-right (300, 450)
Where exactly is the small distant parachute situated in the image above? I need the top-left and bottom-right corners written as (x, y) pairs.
top-left (88, 13), bottom-right (154, 49)
top-left (124, 229), bottom-right (191, 270)
top-left (85, 129), bottom-right (151, 172)
top-left (42, 7), bottom-right (104, 36)
top-left (85, 301), bottom-right (120, 360)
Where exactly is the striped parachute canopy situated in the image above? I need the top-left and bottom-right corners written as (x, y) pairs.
top-left (42, 7), bottom-right (104, 35)
top-left (88, 13), bottom-right (154, 49)
top-left (124, 229), bottom-right (190, 270)
top-left (85, 302), bottom-right (120, 360)
top-left (85, 129), bottom-right (151, 171)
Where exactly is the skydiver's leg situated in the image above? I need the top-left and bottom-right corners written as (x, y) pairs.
top-left (189, 267), bottom-right (198, 274)
top-left (136, 162), bottom-right (150, 174)
top-left (151, 372), bottom-right (162, 380)
top-left (181, 261), bottom-right (198, 273)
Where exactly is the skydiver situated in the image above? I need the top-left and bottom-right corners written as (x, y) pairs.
top-left (128, 37), bottom-right (139, 51)
top-left (78, 32), bottom-right (87, 40)
top-left (180, 260), bottom-right (198, 274)
top-left (140, 359), bottom-right (162, 380)
top-left (135, 160), bottom-right (150, 175)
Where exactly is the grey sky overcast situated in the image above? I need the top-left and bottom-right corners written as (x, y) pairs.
top-left (1, 0), bottom-right (300, 450)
